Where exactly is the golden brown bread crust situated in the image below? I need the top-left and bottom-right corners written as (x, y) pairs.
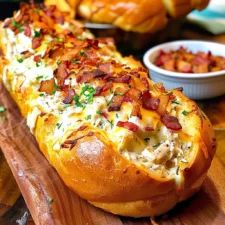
top-left (0, 3), bottom-right (216, 217)
top-left (48, 0), bottom-right (209, 32)
top-left (162, 0), bottom-right (210, 18)
top-left (33, 89), bottom-right (215, 217)
top-left (77, 0), bottom-right (168, 33)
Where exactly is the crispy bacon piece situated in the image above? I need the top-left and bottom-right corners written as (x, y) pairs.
top-left (131, 103), bottom-right (142, 118)
top-left (98, 62), bottom-right (111, 74)
top-left (142, 91), bottom-right (160, 111)
top-left (21, 50), bottom-right (33, 58)
top-left (124, 88), bottom-right (141, 102)
top-left (61, 48), bottom-right (80, 61)
top-left (141, 77), bottom-right (150, 89)
top-left (101, 112), bottom-right (108, 119)
top-left (54, 62), bottom-right (69, 86)
top-left (157, 94), bottom-right (169, 115)
top-left (32, 37), bottom-right (43, 49)
top-left (24, 25), bottom-right (31, 37)
top-left (39, 78), bottom-right (56, 95)
top-left (177, 60), bottom-right (192, 73)
top-left (3, 18), bottom-right (11, 28)
top-left (106, 74), bottom-right (131, 84)
top-left (87, 39), bottom-right (99, 50)
top-left (95, 82), bottom-right (113, 96)
top-left (114, 75), bottom-right (131, 83)
top-left (63, 89), bottom-right (75, 104)
top-left (161, 114), bottom-right (182, 131)
top-left (108, 95), bottom-right (124, 112)
top-left (33, 55), bottom-right (41, 62)
top-left (145, 126), bottom-right (154, 132)
top-left (77, 69), bottom-right (106, 84)
top-left (55, 15), bottom-right (64, 24)
top-left (117, 121), bottom-right (139, 132)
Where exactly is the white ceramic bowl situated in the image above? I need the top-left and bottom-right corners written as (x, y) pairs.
top-left (143, 40), bottom-right (225, 100)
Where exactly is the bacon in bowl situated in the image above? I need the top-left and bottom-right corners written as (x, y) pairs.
top-left (154, 47), bottom-right (225, 73)
top-left (143, 40), bottom-right (225, 99)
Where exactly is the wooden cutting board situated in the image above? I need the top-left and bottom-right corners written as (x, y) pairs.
top-left (0, 83), bottom-right (225, 225)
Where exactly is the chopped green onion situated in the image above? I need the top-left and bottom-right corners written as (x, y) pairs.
top-left (96, 109), bottom-right (102, 115)
top-left (71, 59), bottom-right (79, 64)
top-left (47, 196), bottom-right (54, 205)
top-left (11, 20), bottom-right (24, 32)
top-left (79, 50), bottom-right (85, 56)
top-left (36, 75), bottom-right (43, 81)
top-left (56, 122), bottom-right (62, 129)
top-left (107, 120), bottom-right (114, 129)
top-left (85, 115), bottom-right (91, 120)
top-left (171, 99), bottom-right (180, 105)
top-left (153, 143), bottom-right (160, 148)
top-left (182, 110), bottom-right (190, 116)
top-left (17, 57), bottom-right (24, 63)
top-left (0, 106), bottom-right (6, 113)
top-left (34, 30), bottom-right (41, 38)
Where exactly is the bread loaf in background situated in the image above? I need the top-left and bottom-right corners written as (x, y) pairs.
top-left (46, 0), bottom-right (209, 32)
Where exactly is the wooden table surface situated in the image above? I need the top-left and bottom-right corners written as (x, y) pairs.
top-left (1, 23), bottom-right (225, 225)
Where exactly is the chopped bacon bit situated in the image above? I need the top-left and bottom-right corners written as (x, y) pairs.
top-left (24, 25), bottom-right (31, 37)
top-left (117, 121), bottom-right (139, 132)
top-left (145, 126), bottom-right (154, 131)
top-left (33, 55), bottom-right (41, 62)
top-left (161, 114), bottom-right (182, 131)
top-left (131, 103), bottom-right (142, 119)
top-left (108, 95), bottom-right (124, 111)
top-left (107, 75), bottom-right (131, 84)
top-left (114, 86), bottom-right (128, 96)
top-left (32, 37), bottom-right (43, 49)
top-left (77, 69), bottom-right (106, 83)
top-left (142, 91), bottom-right (160, 111)
top-left (168, 93), bottom-right (176, 100)
top-left (130, 71), bottom-right (140, 78)
top-left (99, 111), bottom-right (108, 119)
top-left (3, 18), bottom-right (11, 28)
top-left (87, 39), bottom-right (99, 50)
top-left (98, 62), bottom-right (111, 74)
top-left (157, 94), bottom-right (169, 115)
top-left (55, 16), bottom-right (64, 24)
top-left (54, 62), bottom-right (69, 86)
top-left (124, 88), bottom-right (141, 102)
top-left (39, 78), bottom-right (56, 95)
top-left (21, 50), bottom-right (33, 58)
top-left (95, 82), bottom-right (113, 96)
top-left (63, 89), bottom-right (75, 104)
top-left (177, 60), bottom-right (192, 73)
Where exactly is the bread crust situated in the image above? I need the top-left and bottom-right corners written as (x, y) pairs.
top-left (77, 0), bottom-right (168, 33)
top-left (0, 3), bottom-right (215, 217)
top-left (162, 0), bottom-right (209, 18)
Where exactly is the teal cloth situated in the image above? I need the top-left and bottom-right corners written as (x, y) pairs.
top-left (187, 7), bottom-right (225, 34)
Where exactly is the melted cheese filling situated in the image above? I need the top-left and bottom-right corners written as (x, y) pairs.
top-left (1, 23), bottom-right (193, 179)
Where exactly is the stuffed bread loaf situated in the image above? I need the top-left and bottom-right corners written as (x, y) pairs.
top-left (0, 3), bottom-right (215, 217)
top-left (45, 0), bottom-right (209, 33)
